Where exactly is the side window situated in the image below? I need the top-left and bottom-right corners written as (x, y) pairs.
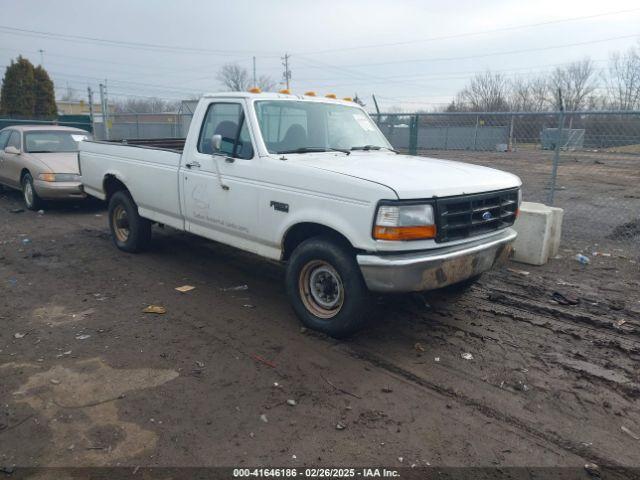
top-left (7, 131), bottom-right (21, 150)
top-left (0, 130), bottom-right (10, 149)
top-left (197, 103), bottom-right (254, 159)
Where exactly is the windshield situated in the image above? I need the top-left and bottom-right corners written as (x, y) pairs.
top-left (255, 100), bottom-right (391, 154)
top-left (24, 131), bottom-right (91, 153)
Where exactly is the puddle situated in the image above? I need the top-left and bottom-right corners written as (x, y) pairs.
top-left (12, 358), bottom-right (179, 465)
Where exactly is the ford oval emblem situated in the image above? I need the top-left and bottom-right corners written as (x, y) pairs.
top-left (482, 211), bottom-right (493, 221)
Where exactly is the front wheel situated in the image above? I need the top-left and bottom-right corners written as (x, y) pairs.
top-left (22, 173), bottom-right (43, 211)
top-left (108, 190), bottom-right (151, 252)
top-left (286, 236), bottom-right (370, 338)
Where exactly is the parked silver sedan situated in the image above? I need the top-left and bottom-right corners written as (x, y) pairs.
top-left (0, 125), bottom-right (91, 210)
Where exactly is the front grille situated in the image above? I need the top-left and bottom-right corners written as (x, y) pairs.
top-left (435, 188), bottom-right (519, 243)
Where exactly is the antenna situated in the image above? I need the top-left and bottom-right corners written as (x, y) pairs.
top-left (281, 53), bottom-right (291, 90)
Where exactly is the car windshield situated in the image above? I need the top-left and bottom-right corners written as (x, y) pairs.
top-left (255, 100), bottom-right (391, 154)
top-left (24, 131), bottom-right (91, 153)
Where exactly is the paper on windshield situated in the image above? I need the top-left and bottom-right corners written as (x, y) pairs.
top-left (353, 113), bottom-right (376, 132)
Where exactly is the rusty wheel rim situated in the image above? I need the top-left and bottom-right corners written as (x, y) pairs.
top-left (298, 260), bottom-right (344, 319)
top-left (112, 204), bottom-right (130, 243)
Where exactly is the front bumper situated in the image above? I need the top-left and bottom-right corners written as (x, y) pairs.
top-left (357, 228), bottom-right (517, 293)
top-left (34, 180), bottom-right (86, 200)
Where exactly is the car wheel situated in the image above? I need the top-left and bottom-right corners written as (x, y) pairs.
top-left (108, 190), bottom-right (152, 252)
top-left (286, 236), bottom-right (370, 338)
top-left (22, 173), bottom-right (43, 211)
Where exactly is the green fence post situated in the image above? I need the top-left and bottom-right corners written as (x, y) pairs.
top-left (409, 114), bottom-right (418, 155)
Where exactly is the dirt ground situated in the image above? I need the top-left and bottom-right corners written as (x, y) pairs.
top-left (1, 185), bottom-right (639, 475)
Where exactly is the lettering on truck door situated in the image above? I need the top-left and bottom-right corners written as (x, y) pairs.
top-left (181, 100), bottom-right (260, 244)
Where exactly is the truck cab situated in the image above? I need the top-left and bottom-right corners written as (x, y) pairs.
top-left (80, 91), bottom-right (521, 337)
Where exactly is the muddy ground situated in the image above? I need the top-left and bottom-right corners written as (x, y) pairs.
top-left (0, 186), bottom-right (639, 475)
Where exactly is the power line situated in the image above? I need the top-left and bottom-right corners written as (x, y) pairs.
top-left (0, 25), bottom-right (281, 57)
top-left (296, 34), bottom-right (639, 71)
top-left (296, 7), bottom-right (640, 55)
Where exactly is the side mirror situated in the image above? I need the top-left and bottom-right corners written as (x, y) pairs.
top-left (4, 146), bottom-right (20, 155)
top-left (211, 134), bottom-right (222, 153)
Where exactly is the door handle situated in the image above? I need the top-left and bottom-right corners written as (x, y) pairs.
top-left (225, 157), bottom-right (235, 163)
top-left (185, 161), bottom-right (201, 169)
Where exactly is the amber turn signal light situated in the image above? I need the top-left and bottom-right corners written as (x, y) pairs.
top-left (373, 225), bottom-right (436, 241)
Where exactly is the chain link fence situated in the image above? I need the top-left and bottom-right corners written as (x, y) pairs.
top-left (372, 111), bottom-right (640, 259)
top-left (94, 109), bottom-right (639, 259)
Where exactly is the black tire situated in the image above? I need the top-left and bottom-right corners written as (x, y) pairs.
top-left (21, 173), bottom-right (43, 211)
top-left (107, 190), bottom-right (151, 252)
top-left (440, 274), bottom-right (483, 294)
top-left (286, 236), bottom-right (370, 338)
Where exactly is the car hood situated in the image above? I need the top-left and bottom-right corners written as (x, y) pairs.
top-left (28, 152), bottom-right (80, 174)
top-left (290, 152), bottom-right (521, 198)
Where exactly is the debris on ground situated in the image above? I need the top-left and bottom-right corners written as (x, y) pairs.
top-left (143, 305), bottom-right (166, 314)
top-left (9, 208), bottom-right (24, 213)
top-left (195, 361), bottom-right (205, 368)
top-left (592, 251), bottom-right (611, 257)
top-left (259, 414), bottom-right (268, 423)
top-left (434, 357), bottom-right (440, 362)
top-left (575, 254), bottom-right (590, 265)
top-left (584, 462), bottom-right (600, 477)
top-left (286, 399), bottom-right (297, 406)
top-left (551, 291), bottom-right (580, 306)
top-left (50, 379), bottom-right (60, 385)
top-left (13, 332), bottom-right (26, 339)
top-left (75, 334), bottom-right (91, 340)
top-left (251, 354), bottom-right (276, 368)
top-left (414, 342), bottom-right (425, 353)
top-left (621, 425), bottom-right (640, 440)
top-left (37, 210), bottom-right (44, 215)
top-left (507, 268), bottom-right (530, 276)
top-left (461, 352), bottom-right (474, 360)
top-left (22, 238), bottom-right (31, 245)
top-left (381, 387), bottom-right (393, 393)
top-left (335, 421), bottom-right (346, 430)
top-left (222, 284), bottom-right (248, 291)
top-left (243, 304), bottom-right (255, 309)
top-left (175, 285), bottom-right (195, 293)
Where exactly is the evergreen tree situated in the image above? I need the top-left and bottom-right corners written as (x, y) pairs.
top-left (33, 65), bottom-right (57, 117)
top-left (0, 56), bottom-right (36, 116)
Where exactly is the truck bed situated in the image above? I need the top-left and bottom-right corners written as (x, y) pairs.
top-left (79, 139), bottom-right (185, 230)
top-left (99, 137), bottom-right (186, 152)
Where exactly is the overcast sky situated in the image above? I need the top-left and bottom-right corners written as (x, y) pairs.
top-left (1, 0), bottom-right (639, 111)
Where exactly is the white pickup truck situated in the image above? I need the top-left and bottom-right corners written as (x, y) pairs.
top-left (80, 92), bottom-right (521, 337)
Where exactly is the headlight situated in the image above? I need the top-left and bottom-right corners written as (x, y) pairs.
top-left (38, 173), bottom-right (80, 182)
top-left (373, 203), bottom-right (436, 240)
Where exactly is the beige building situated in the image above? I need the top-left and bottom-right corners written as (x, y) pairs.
top-left (56, 100), bottom-right (111, 115)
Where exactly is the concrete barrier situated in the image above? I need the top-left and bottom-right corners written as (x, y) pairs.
top-left (512, 202), bottom-right (564, 265)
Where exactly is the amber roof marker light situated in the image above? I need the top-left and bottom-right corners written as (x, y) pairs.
top-left (248, 87), bottom-right (262, 93)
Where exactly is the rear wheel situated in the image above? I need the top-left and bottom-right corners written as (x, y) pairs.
top-left (286, 236), bottom-right (370, 338)
top-left (108, 190), bottom-right (151, 252)
top-left (22, 173), bottom-right (43, 211)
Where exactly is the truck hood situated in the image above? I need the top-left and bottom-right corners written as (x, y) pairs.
top-left (291, 152), bottom-right (521, 198)
top-left (28, 152), bottom-right (80, 174)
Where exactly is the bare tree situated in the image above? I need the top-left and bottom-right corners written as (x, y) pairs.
top-left (217, 63), bottom-right (277, 92)
top-left (550, 59), bottom-right (598, 111)
top-left (606, 44), bottom-right (640, 110)
top-left (217, 63), bottom-right (249, 91)
top-left (112, 97), bottom-right (179, 113)
top-left (509, 76), bottom-right (550, 111)
top-left (457, 71), bottom-right (510, 111)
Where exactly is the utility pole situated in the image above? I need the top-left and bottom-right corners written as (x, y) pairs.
top-left (99, 81), bottom-right (110, 140)
top-left (372, 94), bottom-right (381, 116)
top-left (38, 49), bottom-right (44, 66)
top-left (87, 86), bottom-right (95, 132)
top-left (281, 53), bottom-right (291, 90)
top-left (252, 56), bottom-right (257, 88)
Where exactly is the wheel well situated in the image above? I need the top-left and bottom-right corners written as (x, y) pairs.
top-left (20, 168), bottom-right (30, 182)
top-left (282, 223), bottom-right (354, 260)
top-left (103, 175), bottom-right (128, 201)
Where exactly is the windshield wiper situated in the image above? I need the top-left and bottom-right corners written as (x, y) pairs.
top-left (28, 150), bottom-right (55, 153)
top-left (351, 145), bottom-right (398, 153)
top-left (277, 147), bottom-right (350, 155)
